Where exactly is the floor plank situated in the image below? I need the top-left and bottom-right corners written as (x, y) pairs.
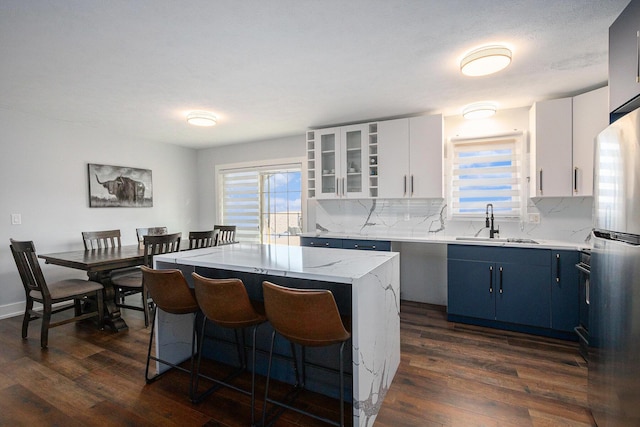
top-left (0, 302), bottom-right (594, 426)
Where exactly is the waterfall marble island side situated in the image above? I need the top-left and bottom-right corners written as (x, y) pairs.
top-left (153, 243), bottom-right (400, 427)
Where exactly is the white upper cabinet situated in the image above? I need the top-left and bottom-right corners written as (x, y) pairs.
top-left (572, 86), bottom-right (609, 196)
top-left (609, 0), bottom-right (640, 114)
top-left (410, 115), bottom-right (443, 198)
top-left (529, 98), bottom-right (573, 197)
top-left (377, 115), bottom-right (443, 198)
top-left (314, 124), bottom-right (368, 199)
top-left (529, 88), bottom-right (609, 198)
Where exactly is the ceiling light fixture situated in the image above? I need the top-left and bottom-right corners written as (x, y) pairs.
top-left (462, 102), bottom-right (497, 119)
top-left (187, 111), bottom-right (217, 127)
top-left (460, 45), bottom-right (512, 77)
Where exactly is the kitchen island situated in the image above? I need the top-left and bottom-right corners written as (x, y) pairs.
top-left (153, 243), bottom-right (400, 427)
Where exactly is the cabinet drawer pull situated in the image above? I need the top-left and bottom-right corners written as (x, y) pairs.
top-left (354, 244), bottom-right (376, 250)
top-left (499, 266), bottom-right (503, 294)
top-left (489, 265), bottom-right (493, 293)
top-left (556, 253), bottom-right (561, 283)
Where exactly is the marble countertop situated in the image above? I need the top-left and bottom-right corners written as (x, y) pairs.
top-left (300, 231), bottom-right (589, 251)
top-left (154, 243), bottom-right (398, 284)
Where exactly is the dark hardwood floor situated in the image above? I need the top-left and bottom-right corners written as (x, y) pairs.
top-left (0, 301), bottom-right (593, 426)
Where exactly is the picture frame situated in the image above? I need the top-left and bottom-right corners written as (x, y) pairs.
top-left (88, 163), bottom-right (153, 207)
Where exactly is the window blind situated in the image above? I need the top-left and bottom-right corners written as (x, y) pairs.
top-left (221, 170), bottom-right (260, 243)
top-left (450, 134), bottom-right (523, 218)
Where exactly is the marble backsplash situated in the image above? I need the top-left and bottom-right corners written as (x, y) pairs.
top-left (308, 197), bottom-right (594, 244)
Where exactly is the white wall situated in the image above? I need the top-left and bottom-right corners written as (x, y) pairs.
top-left (196, 134), bottom-right (305, 227)
top-left (0, 108), bottom-right (198, 318)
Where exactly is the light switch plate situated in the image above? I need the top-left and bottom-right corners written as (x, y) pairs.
top-left (11, 213), bottom-right (21, 225)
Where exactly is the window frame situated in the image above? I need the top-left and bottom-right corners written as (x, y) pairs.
top-left (215, 157), bottom-right (306, 244)
top-left (447, 132), bottom-right (526, 220)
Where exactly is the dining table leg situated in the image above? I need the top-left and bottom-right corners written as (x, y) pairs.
top-left (88, 271), bottom-right (129, 332)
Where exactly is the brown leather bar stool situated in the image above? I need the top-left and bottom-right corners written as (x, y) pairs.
top-left (261, 281), bottom-right (351, 427)
top-left (141, 266), bottom-right (200, 400)
top-left (191, 273), bottom-right (266, 425)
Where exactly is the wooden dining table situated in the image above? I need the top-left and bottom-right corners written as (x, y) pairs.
top-left (39, 245), bottom-right (145, 332)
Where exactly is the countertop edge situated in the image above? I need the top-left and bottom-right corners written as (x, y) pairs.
top-left (300, 232), bottom-right (588, 251)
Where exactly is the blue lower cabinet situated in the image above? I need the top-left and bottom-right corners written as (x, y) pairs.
top-left (300, 237), bottom-right (391, 251)
top-left (550, 250), bottom-right (580, 332)
top-left (341, 239), bottom-right (391, 251)
top-left (300, 237), bottom-right (343, 248)
top-left (448, 245), bottom-right (556, 333)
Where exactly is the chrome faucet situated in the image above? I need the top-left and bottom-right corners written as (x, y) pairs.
top-left (486, 203), bottom-right (499, 238)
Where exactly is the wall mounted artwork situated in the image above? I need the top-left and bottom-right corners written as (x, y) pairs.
top-left (88, 163), bottom-right (153, 207)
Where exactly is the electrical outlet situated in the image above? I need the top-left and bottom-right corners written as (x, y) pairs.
top-left (528, 213), bottom-right (540, 224)
top-left (11, 213), bottom-right (22, 225)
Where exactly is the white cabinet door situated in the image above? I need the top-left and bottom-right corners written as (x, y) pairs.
top-left (315, 127), bottom-right (341, 199)
top-left (377, 118), bottom-right (410, 198)
top-left (409, 115), bottom-right (443, 198)
top-left (529, 98), bottom-right (573, 197)
top-left (572, 86), bottom-right (608, 196)
top-left (341, 124), bottom-right (369, 198)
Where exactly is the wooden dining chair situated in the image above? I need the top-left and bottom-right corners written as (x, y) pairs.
top-left (188, 230), bottom-right (215, 249)
top-left (9, 239), bottom-right (104, 349)
top-left (82, 229), bottom-right (123, 250)
top-left (213, 225), bottom-right (237, 246)
top-left (113, 232), bottom-right (181, 326)
top-left (135, 227), bottom-right (168, 249)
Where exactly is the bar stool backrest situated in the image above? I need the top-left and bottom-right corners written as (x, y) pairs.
top-left (262, 281), bottom-right (350, 347)
top-left (192, 274), bottom-right (265, 328)
top-left (141, 266), bottom-right (198, 314)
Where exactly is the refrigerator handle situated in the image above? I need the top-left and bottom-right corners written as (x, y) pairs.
top-left (636, 30), bottom-right (639, 83)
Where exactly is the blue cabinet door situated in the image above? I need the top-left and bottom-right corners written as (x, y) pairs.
top-left (447, 259), bottom-right (496, 320)
top-left (300, 237), bottom-right (343, 248)
top-left (550, 250), bottom-right (580, 332)
top-left (496, 262), bottom-right (551, 328)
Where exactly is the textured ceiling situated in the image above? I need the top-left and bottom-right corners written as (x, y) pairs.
top-left (0, 0), bottom-right (630, 148)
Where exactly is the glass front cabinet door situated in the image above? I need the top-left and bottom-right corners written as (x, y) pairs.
top-left (315, 124), bottom-right (368, 199)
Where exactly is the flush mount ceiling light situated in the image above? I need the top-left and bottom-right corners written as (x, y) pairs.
top-left (460, 45), bottom-right (512, 77)
top-left (187, 111), bottom-right (217, 127)
top-left (462, 102), bottom-right (497, 119)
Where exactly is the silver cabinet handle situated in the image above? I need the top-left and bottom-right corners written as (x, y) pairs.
top-left (539, 169), bottom-right (543, 195)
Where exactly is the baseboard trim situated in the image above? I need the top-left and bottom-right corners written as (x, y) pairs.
top-left (0, 301), bottom-right (25, 320)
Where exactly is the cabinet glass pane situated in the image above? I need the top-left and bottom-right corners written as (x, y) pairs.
top-left (345, 130), bottom-right (362, 193)
top-left (320, 133), bottom-right (336, 194)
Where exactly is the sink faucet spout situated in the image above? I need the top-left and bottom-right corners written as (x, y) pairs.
top-left (486, 203), bottom-right (499, 238)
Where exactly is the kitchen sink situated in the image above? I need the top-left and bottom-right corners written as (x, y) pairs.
top-left (455, 236), bottom-right (538, 244)
top-left (455, 237), bottom-right (508, 242)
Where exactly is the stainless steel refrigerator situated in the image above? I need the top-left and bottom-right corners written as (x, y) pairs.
top-left (590, 106), bottom-right (640, 426)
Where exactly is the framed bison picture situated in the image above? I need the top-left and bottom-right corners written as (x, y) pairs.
top-left (88, 163), bottom-right (153, 207)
